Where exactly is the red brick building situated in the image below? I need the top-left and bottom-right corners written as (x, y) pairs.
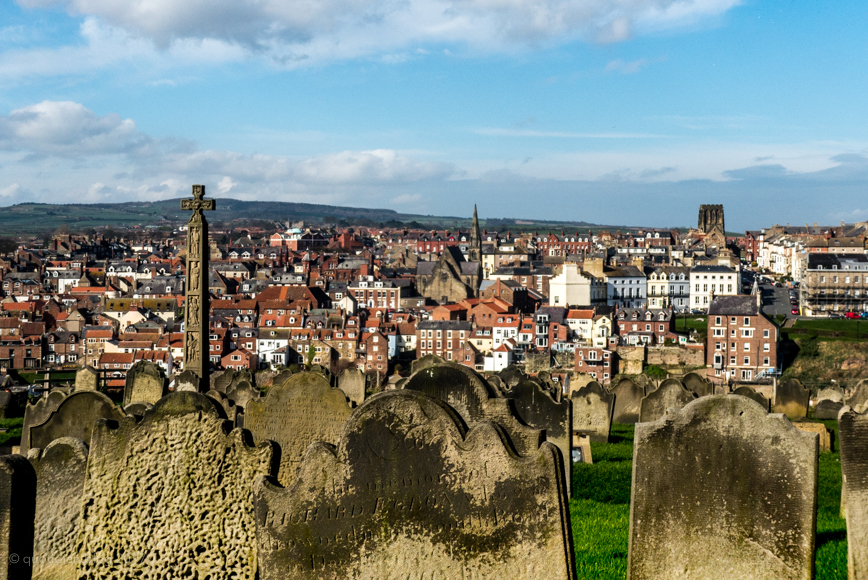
top-left (706, 296), bottom-right (778, 384)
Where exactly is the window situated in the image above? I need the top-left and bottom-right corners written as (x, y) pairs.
top-left (743, 356), bottom-right (750, 366)
top-left (763, 357), bottom-right (770, 366)
top-left (763, 329), bottom-right (770, 338)
top-left (713, 329), bottom-right (724, 337)
top-left (715, 316), bottom-right (722, 325)
top-left (741, 329), bottom-right (753, 338)
top-left (743, 343), bottom-right (750, 352)
top-left (764, 343), bottom-right (770, 352)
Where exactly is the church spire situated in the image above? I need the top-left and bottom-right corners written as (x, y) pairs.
top-left (469, 204), bottom-right (481, 263)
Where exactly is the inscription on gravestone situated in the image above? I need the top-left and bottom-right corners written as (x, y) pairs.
top-left (27, 437), bottom-right (88, 580)
top-left (122, 360), bottom-right (168, 407)
top-left (74, 367), bottom-right (99, 392)
top-left (246, 372), bottom-right (353, 487)
top-left (28, 391), bottom-right (126, 453)
top-left (403, 362), bottom-right (543, 456)
top-left (628, 395), bottom-right (817, 580)
top-left (254, 390), bottom-right (576, 580)
top-left (571, 381), bottom-right (613, 443)
top-left (75, 392), bottom-right (274, 580)
top-left (638, 378), bottom-right (697, 423)
top-left (838, 406), bottom-right (868, 580)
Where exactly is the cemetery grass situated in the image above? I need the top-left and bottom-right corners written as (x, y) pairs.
top-left (0, 417), bottom-right (23, 446)
top-left (570, 421), bottom-right (848, 580)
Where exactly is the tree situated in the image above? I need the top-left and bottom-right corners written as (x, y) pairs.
top-left (306, 344), bottom-right (316, 368)
top-left (643, 364), bottom-right (667, 380)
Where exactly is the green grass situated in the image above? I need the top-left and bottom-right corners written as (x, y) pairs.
top-left (570, 422), bottom-right (848, 579)
top-left (786, 318), bottom-right (868, 341)
top-left (0, 417), bottom-right (23, 447)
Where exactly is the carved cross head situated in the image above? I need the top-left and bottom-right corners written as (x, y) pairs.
top-left (181, 184), bottom-right (216, 212)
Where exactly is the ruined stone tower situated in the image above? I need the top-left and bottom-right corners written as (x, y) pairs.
top-left (698, 204), bottom-right (726, 247)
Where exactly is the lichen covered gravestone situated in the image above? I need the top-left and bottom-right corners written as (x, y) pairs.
top-left (847, 380), bottom-right (868, 413)
top-left (254, 390), bottom-right (576, 580)
top-left (731, 386), bottom-right (771, 411)
top-left (245, 372), bottom-right (353, 487)
top-left (337, 368), bottom-right (366, 406)
top-left (682, 371), bottom-right (713, 398)
top-left (21, 390), bottom-right (67, 452)
top-left (122, 360), bottom-right (168, 406)
top-left (403, 362), bottom-right (543, 456)
top-left (638, 378), bottom-right (697, 423)
top-left (571, 381), bottom-right (613, 443)
top-left (628, 395), bottom-right (818, 580)
top-left (838, 406), bottom-right (868, 580)
top-left (791, 419), bottom-right (832, 452)
top-left (0, 455), bottom-right (36, 580)
top-left (813, 387), bottom-right (846, 420)
top-left (27, 391), bottom-right (125, 453)
top-left (75, 391), bottom-right (274, 579)
top-left (610, 378), bottom-right (644, 424)
top-left (410, 353), bottom-right (446, 374)
top-left (173, 369), bottom-right (200, 392)
top-left (74, 367), bottom-right (99, 392)
top-left (773, 378), bottom-right (810, 419)
top-left (503, 379), bottom-right (572, 495)
top-left (27, 437), bottom-right (88, 580)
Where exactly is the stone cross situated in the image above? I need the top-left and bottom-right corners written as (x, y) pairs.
top-left (181, 184), bottom-right (215, 391)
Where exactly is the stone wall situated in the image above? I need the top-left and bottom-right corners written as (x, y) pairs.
top-left (525, 351), bottom-right (573, 374)
top-left (645, 345), bottom-right (705, 368)
top-left (615, 346), bottom-right (645, 375)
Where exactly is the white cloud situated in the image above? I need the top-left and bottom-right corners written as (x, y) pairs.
top-left (391, 193), bottom-right (423, 204)
top-left (606, 58), bottom-right (648, 74)
top-left (11, 0), bottom-right (742, 68)
top-left (474, 127), bottom-right (664, 138)
top-left (0, 100), bottom-right (147, 156)
top-left (0, 183), bottom-right (21, 197)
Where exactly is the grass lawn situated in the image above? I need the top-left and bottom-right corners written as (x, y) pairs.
top-left (570, 421), bottom-right (847, 579)
top-left (790, 318), bottom-right (868, 341)
top-left (0, 417), bottom-right (23, 447)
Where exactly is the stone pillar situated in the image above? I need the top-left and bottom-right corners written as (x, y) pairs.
top-left (181, 184), bottom-right (216, 392)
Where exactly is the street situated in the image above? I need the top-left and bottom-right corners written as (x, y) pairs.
top-left (759, 283), bottom-right (794, 318)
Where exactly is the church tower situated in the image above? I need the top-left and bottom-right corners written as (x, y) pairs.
top-left (469, 204), bottom-right (481, 263)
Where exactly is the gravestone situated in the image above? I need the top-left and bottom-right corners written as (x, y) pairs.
top-left (27, 437), bottom-right (88, 580)
top-left (610, 378), bottom-right (644, 424)
top-left (410, 353), bottom-right (446, 374)
top-left (629, 395), bottom-right (818, 580)
top-left (245, 372), bottom-right (353, 487)
top-left (498, 364), bottom-right (527, 388)
top-left (337, 368), bottom-right (366, 406)
top-left (792, 419), bottom-right (832, 452)
top-left (0, 455), bottom-right (36, 580)
top-left (0, 392), bottom-right (10, 421)
top-left (731, 386), bottom-right (771, 411)
top-left (76, 391), bottom-right (274, 579)
top-left (682, 371), bottom-right (713, 397)
top-left (0, 391), bottom-right (23, 420)
top-left (403, 363), bottom-right (543, 457)
top-left (21, 390), bottom-right (68, 452)
top-left (173, 369), bottom-right (200, 392)
top-left (123, 401), bottom-right (153, 417)
top-left (225, 380), bottom-right (262, 410)
top-left (487, 374), bottom-right (506, 395)
top-left (271, 369), bottom-right (295, 388)
top-left (254, 390), bottom-right (576, 580)
top-left (74, 366), bottom-right (99, 392)
top-left (214, 368), bottom-right (254, 393)
top-left (206, 390), bottom-right (237, 423)
top-left (847, 380), bottom-right (868, 413)
top-left (638, 378), bottom-right (697, 423)
top-left (27, 391), bottom-right (126, 454)
top-left (839, 407), bottom-right (868, 580)
top-left (122, 360), bottom-right (168, 406)
top-left (814, 399), bottom-right (844, 421)
top-left (572, 433), bottom-right (593, 464)
top-left (773, 378), bottom-right (810, 419)
top-left (502, 379), bottom-right (572, 496)
top-left (817, 386), bottom-right (845, 403)
top-left (571, 381), bottom-right (614, 443)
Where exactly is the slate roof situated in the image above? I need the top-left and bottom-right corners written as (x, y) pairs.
top-left (807, 253), bottom-right (868, 269)
top-left (708, 296), bottom-right (759, 316)
top-left (417, 320), bottom-right (473, 331)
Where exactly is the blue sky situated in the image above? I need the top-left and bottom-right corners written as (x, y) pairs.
top-left (1, 0), bottom-right (867, 230)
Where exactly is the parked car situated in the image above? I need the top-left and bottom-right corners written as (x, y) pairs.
top-left (845, 312), bottom-right (861, 319)
top-left (861, 312), bottom-right (868, 319)
top-left (791, 307), bottom-right (799, 315)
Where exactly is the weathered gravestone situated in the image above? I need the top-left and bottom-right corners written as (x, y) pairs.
top-left (628, 395), bottom-right (818, 580)
top-left (206, 390), bottom-right (238, 424)
top-left (731, 385), bottom-right (771, 411)
top-left (337, 368), bottom-right (366, 406)
top-left (21, 390), bottom-right (68, 453)
top-left (487, 374), bottom-right (506, 395)
top-left (0, 392), bottom-right (11, 421)
top-left (610, 378), bottom-right (644, 424)
top-left (403, 363), bottom-right (543, 456)
top-left (246, 372), bottom-right (353, 487)
top-left (813, 386), bottom-right (846, 420)
top-left (225, 380), bottom-right (262, 409)
top-left (498, 364), bottom-right (527, 388)
top-left (773, 378), bottom-right (810, 419)
top-left (791, 419), bottom-right (832, 452)
top-left (682, 371), bottom-right (713, 398)
top-left (173, 369), bottom-right (200, 392)
top-left (0, 455), bottom-right (36, 580)
top-left (73, 366), bottom-right (99, 392)
top-left (271, 369), bottom-right (295, 388)
top-left (571, 381), bottom-right (613, 443)
top-left (838, 406), bottom-right (868, 580)
top-left (572, 433), bottom-right (593, 464)
top-left (76, 391), bottom-right (274, 579)
top-left (410, 353), bottom-right (446, 374)
top-left (638, 378), bottom-right (697, 423)
top-left (847, 380), bottom-right (868, 414)
top-left (213, 367), bottom-right (254, 393)
top-left (123, 401), bottom-right (152, 417)
top-left (502, 379), bottom-right (572, 496)
top-left (122, 360), bottom-right (168, 406)
top-left (254, 390), bottom-right (577, 580)
top-left (27, 437), bottom-right (88, 580)
top-left (27, 391), bottom-right (125, 454)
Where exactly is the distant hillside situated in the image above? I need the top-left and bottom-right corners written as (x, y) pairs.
top-left (0, 199), bottom-right (647, 237)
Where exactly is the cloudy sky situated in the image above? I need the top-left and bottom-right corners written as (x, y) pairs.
top-left (1, 0), bottom-right (867, 230)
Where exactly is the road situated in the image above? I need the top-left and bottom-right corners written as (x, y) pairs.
top-left (759, 283), bottom-right (796, 318)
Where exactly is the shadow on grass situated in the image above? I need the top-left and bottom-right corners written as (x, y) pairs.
top-left (817, 530), bottom-right (847, 548)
